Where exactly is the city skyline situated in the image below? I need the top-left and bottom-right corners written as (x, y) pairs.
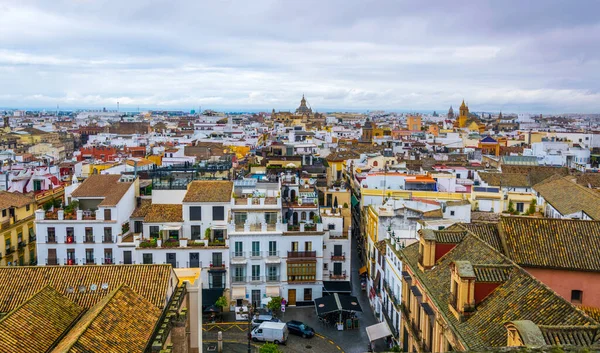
top-left (1, 0), bottom-right (600, 113)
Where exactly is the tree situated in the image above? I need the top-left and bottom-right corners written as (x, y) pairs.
top-left (215, 296), bottom-right (228, 311)
top-left (527, 199), bottom-right (537, 215)
top-left (52, 198), bottom-right (62, 209)
top-left (43, 201), bottom-right (53, 212)
top-left (259, 343), bottom-right (283, 353)
top-left (266, 296), bottom-right (283, 316)
top-left (507, 200), bottom-right (515, 214)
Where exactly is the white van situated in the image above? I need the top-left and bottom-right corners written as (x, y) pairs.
top-left (250, 322), bottom-right (289, 345)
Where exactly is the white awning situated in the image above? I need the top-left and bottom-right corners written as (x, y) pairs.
top-left (232, 286), bottom-right (246, 300)
top-left (266, 286), bottom-right (280, 297)
top-left (366, 322), bottom-right (392, 342)
top-left (163, 225), bottom-right (182, 231)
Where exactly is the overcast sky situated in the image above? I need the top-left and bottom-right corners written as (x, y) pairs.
top-left (1, 0), bottom-right (599, 113)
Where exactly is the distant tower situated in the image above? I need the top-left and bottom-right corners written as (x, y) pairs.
top-left (458, 100), bottom-right (469, 128)
top-left (448, 106), bottom-right (454, 120)
top-left (3, 116), bottom-right (9, 130)
top-left (295, 95), bottom-right (313, 116)
top-left (362, 118), bottom-right (374, 142)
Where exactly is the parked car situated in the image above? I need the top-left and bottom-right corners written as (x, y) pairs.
top-left (286, 320), bottom-right (315, 338)
top-left (250, 322), bottom-right (289, 344)
top-left (251, 314), bottom-right (281, 328)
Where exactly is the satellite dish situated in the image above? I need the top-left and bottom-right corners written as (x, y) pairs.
top-left (101, 283), bottom-right (109, 290)
top-left (90, 284), bottom-right (98, 291)
top-left (78, 285), bottom-right (86, 293)
top-left (66, 286), bottom-right (74, 294)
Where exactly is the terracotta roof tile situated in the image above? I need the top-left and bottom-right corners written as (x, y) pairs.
top-left (183, 180), bottom-right (233, 203)
top-left (131, 199), bottom-right (152, 218)
top-left (0, 191), bottom-right (35, 210)
top-left (0, 286), bottom-right (84, 353)
top-left (52, 284), bottom-right (162, 353)
top-left (0, 265), bottom-right (174, 313)
top-left (534, 176), bottom-right (600, 219)
top-left (144, 204), bottom-right (183, 223)
top-left (71, 175), bottom-right (132, 207)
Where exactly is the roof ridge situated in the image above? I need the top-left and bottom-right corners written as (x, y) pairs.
top-left (0, 285), bottom-right (77, 325)
top-left (51, 283), bottom-right (126, 352)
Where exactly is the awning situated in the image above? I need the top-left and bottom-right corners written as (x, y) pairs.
top-left (323, 281), bottom-right (352, 294)
top-left (359, 266), bottom-right (367, 275)
top-left (314, 293), bottom-right (362, 316)
top-left (231, 286), bottom-right (246, 300)
top-left (314, 295), bottom-right (339, 316)
top-left (266, 286), bottom-right (280, 297)
top-left (421, 302), bottom-right (434, 316)
top-left (411, 286), bottom-right (422, 297)
top-left (163, 225), bottom-right (182, 231)
top-left (202, 288), bottom-right (224, 306)
top-left (401, 271), bottom-right (412, 282)
top-left (366, 322), bottom-right (393, 342)
top-left (337, 294), bottom-right (363, 312)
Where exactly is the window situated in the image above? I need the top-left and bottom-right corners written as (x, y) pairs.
top-left (123, 251), bottom-right (132, 264)
top-left (571, 290), bottom-right (583, 304)
top-left (85, 227), bottom-right (94, 243)
top-left (66, 228), bottom-right (75, 243)
top-left (191, 226), bottom-right (201, 240)
top-left (1, 209), bottom-right (6, 217)
top-left (190, 206), bottom-right (202, 221)
top-left (213, 229), bottom-right (225, 242)
top-left (305, 241), bottom-right (312, 251)
top-left (450, 211), bottom-right (455, 216)
top-left (304, 288), bottom-right (312, 301)
top-left (134, 221), bottom-right (143, 233)
top-left (252, 241), bottom-right (260, 257)
top-left (516, 203), bottom-right (524, 213)
top-left (104, 249), bottom-right (113, 264)
top-left (143, 253), bottom-right (153, 264)
top-left (267, 265), bottom-right (277, 280)
top-left (287, 263), bottom-right (316, 282)
top-left (210, 273), bottom-right (224, 288)
top-left (104, 209), bottom-right (111, 221)
top-left (265, 212), bottom-right (277, 224)
top-left (252, 265), bottom-right (261, 281)
top-left (234, 242), bottom-right (243, 256)
top-left (47, 227), bottom-right (56, 243)
top-left (103, 227), bottom-right (112, 243)
top-left (85, 249), bottom-right (94, 264)
top-left (26, 204), bottom-right (30, 211)
top-left (334, 244), bottom-right (342, 256)
top-left (323, 263), bottom-right (328, 270)
top-left (149, 226), bottom-right (159, 238)
top-left (291, 241), bottom-right (298, 252)
top-left (268, 241), bottom-right (277, 256)
top-left (212, 252), bottom-right (223, 267)
top-left (213, 206), bottom-right (225, 221)
top-left (328, 224), bottom-right (335, 230)
top-left (66, 249), bottom-right (76, 265)
top-left (333, 262), bottom-right (343, 275)
top-left (234, 212), bottom-right (247, 225)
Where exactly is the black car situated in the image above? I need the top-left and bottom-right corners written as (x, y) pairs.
top-left (286, 320), bottom-right (315, 338)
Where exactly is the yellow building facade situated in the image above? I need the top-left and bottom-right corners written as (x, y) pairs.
top-left (0, 192), bottom-right (37, 266)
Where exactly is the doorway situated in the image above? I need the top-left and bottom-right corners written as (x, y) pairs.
top-left (252, 290), bottom-right (261, 308)
top-left (288, 289), bottom-right (296, 306)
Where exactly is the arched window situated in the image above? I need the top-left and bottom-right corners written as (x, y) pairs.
top-left (300, 212), bottom-right (307, 221)
top-left (373, 161), bottom-right (378, 167)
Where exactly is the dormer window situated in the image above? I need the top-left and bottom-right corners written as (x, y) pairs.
top-left (448, 261), bottom-right (476, 321)
top-left (418, 229), bottom-right (436, 270)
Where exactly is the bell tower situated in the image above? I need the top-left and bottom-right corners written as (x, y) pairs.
top-left (458, 100), bottom-right (469, 128)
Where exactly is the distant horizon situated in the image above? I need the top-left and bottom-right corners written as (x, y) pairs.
top-left (1, 105), bottom-right (597, 116)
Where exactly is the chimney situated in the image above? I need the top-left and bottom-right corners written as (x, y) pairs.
top-left (449, 261), bottom-right (476, 321)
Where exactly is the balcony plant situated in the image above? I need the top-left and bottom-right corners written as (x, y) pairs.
top-left (121, 222), bottom-right (130, 234)
top-left (140, 238), bottom-right (157, 248)
top-left (188, 240), bottom-right (205, 247)
top-left (204, 227), bottom-right (211, 239)
top-left (163, 238), bottom-right (179, 248)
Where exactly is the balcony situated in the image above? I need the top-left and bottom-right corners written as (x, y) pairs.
top-left (5, 246), bottom-right (15, 255)
top-left (250, 275), bottom-right (263, 283)
top-left (232, 251), bottom-right (245, 258)
top-left (411, 320), bottom-right (421, 341)
top-left (231, 275), bottom-right (247, 284)
top-left (103, 257), bottom-right (114, 265)
top-left (103, 236), bottom-right (114, 244)
top-left (331, 252), bottom-right (346, 261)
top-left (287, 251), bottom-right (316, 259)
top-left (84, 236), bottom-right (95, 244)
top-left (1, 220), bottom-right (10, 230)
top-left (85, 258), bottom-right (96, 265)
top-left (329, 270), bottom-right (347, 280)
top-left (29, 234), bottom-right (36, 242)
top-left (46, 258), bottom-right (59, 265)
top-left (209, 261), bottom-right (226, 270)
top-left (329, 231), bottom-right (348, 239)
top-left (46, 235), bottom-right (57, 243)
top-left (250, 251), bottom-right (262, 258)
top-left (65, 235), bottom-right (76, 244)
top-left (65, 258), bottom-right (76, 266)
top-left (18, 241), bottom-right (26, 249)
top-left (266, 275), bottom-right (280, 282)
top-left (185, 261), bottom-right (202, 268)
top-left (208, 239), bottom-right (226, 247)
